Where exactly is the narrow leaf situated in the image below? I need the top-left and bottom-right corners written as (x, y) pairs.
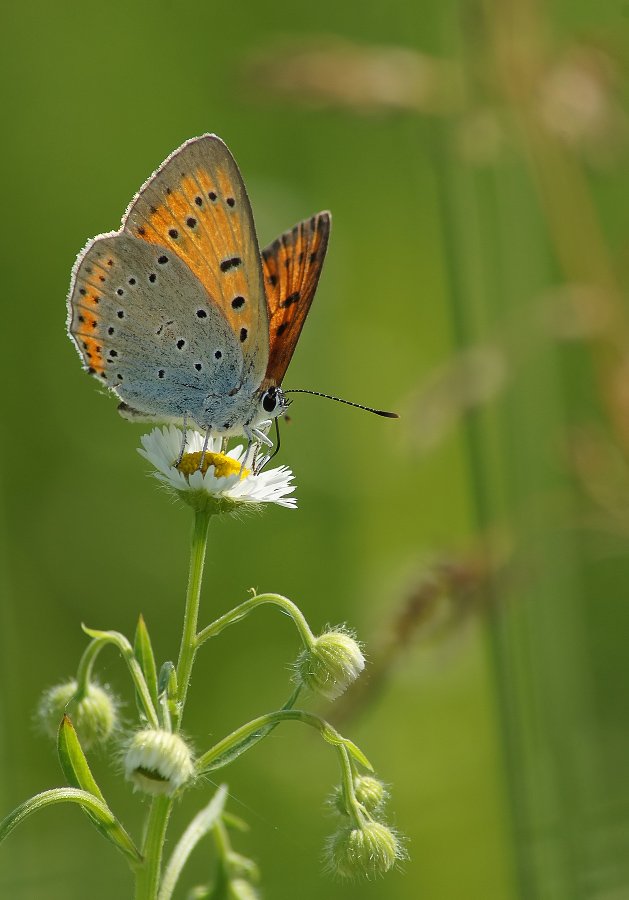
top-left (339, 739), bottom-right (373, 772)
top-left (0, 788), bottom-right (141, 864)
top-left (58, 715), bottom-right (105, 802)
top-left (57, 716), bottom-right (141, 863)
top-left (221, 811), bottom-right (249, 832)
top-left (157, 660), bottom-right (180, 724)
top-left (158, 786), bottom-right (228, 900)
top-left (158, 660), bottom-right (177, 698)
top-left (197, 689), bottom-right (302, 774)
top-left (134, 614), bottom-right (159, 713)
top-left (199, 730), bottom-right (269, 772)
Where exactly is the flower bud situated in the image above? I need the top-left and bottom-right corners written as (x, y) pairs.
top-left (124, 728), bottom-right (194, 796)
top-left (325, 820), bottom-right (404, 879)
top-left (38, 679), bottom-right (117, 750)
top-left (294, 629), bottom-right (365, 700)
top-left (329, 775), bottom-right (389, 817)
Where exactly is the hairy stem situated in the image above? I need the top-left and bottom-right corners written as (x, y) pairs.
top-left (134, 507), bottom-right (211, 899)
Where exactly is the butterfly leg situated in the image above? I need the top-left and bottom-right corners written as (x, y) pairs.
top-left (240, 434), bottom-right (253, 477)
top-left (239, 426), bottom-right (258, 476)
top-left (175, 413), bottom-right (189, 466)
top-left (200, 429), bottom-right (211, 471)
top-left (250, 442), bottom-right (261, 474)
top-left (247, 424), bottom-right (274, 448)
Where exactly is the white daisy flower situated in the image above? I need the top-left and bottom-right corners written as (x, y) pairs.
top-left (138, 426), bottom-right (297, 512)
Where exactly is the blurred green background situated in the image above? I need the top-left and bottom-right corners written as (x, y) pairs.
top-left (3, 0), bottom-right (629, 897)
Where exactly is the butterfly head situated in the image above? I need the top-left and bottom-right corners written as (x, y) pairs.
top-left (260, 385), bottom-right (290, 417)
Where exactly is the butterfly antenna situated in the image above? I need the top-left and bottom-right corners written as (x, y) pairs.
top-left (284, 390), bottom-right (399, 418)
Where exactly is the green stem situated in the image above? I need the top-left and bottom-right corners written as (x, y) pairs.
top-left (197, 592), bottom-right (315, 648)
top-left (81, 627), bottom-right (160, 728)
top-left (196, 708), bottom-right (371, 774)
top-left (209, 818), bottom-right (232, 897)
top-left (74, 639), bottom-right (107, 699)
top-left (337, 744), bottom-right (365, 826)
top-left (134, 508), bottom-right (211, 899)
top-left (134, 797), bottom-right (172, 900)
top-left (174, 508), bottom-right (212, 730)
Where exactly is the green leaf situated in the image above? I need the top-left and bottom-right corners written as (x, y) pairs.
top-left (198, 732), bottom-right (264, 772)
top-left (338, 739), bottom-right (373, 772)
top-left (158, 661), bottom-right (179, 722)
top-left (199, 688), bottom-right (300, 773)
top-left (82, 625), bottom-right (159, 728)
top-left (58, 715), bottom-right (106, 803)
top-left (221, 811), bottom-right (249, 832)
top-left (57, 716), bottom-right (141, 864)
top-left (158, 660), bottom-right (177, 697)
top-left (158, 786), bottom-right (228, 900)
top-left (134, 614), bottom-right (159, 714)
top-left (0, 788), bottom-right (141, 864)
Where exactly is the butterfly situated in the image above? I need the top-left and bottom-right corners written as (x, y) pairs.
top-left (67, 134), bottom-right (330, 448)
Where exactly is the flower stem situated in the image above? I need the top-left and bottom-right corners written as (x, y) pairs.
top-left (174, 508), bottom-right (212, 731)
top-left (195, 708), bottom-right (371, 774)
top-left (197, 592), bottom-right (315, 648)
top-left (135, 507), bottom-right (211, 899)
top-left (134, 797), bottom-right (172, 900)
top-left (74, 638), bottom-right (106, 699)
top-left (337, 744), bottom-right (364, 826)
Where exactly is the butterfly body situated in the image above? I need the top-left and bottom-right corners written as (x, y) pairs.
top-left (67, 135), bottom-right (329, 444)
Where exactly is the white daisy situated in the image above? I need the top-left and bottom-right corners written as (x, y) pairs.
top-left (138, 426), bottom-right (297, 511)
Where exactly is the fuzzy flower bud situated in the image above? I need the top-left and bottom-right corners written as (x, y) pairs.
top-left (38, 679), bottom-right (117, 750)
top-left (325, 820), bottom-right (404, 880)
top-left (329, 775), bottom-right (389, 817)
top-left (294, 629), bottom-right (365, 700)
top-left (124, 728), bottom-right (194, 796)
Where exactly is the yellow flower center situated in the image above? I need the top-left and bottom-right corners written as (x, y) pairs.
top-left (176, 451), bottom-right (249, 479)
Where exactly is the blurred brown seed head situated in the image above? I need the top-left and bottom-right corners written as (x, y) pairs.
top-left (244, 37), bottom-right (463, 116)
top-left (568, 425), bottom-right (629, 537)
top-left (537, 46), bottom-right (627, 163)
top-left (408, 345), bottom-right (508, 453)
top-left (540, 284), bottom-right (615, 341)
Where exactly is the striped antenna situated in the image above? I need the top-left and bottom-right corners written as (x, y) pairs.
top-left (284, 389), bottom-right (398, 418)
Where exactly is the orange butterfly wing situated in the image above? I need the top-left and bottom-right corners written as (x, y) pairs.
top-left (261, 211), bottom-right (331, 388)
top-left (123, 134), bottom-right (268, 386)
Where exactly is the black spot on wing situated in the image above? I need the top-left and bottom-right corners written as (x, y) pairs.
top-left (280, 291), bottom-right (300, 309)
top-left (220, 257), bottom-right (242, 272)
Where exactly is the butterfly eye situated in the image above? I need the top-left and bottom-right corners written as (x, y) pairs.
top-left (261, 387), bottom-right (279, 413)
